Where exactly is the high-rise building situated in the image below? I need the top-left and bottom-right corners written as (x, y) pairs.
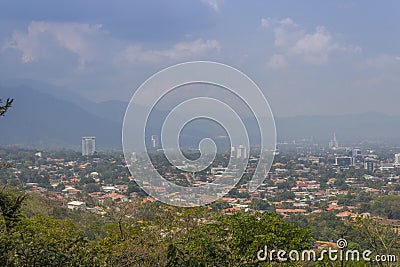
top-left (352, 148), bottom-right (362, 158)
top-left (82, 136), bottom-right (96, 156)
top-left (395, 153), bottom-right (400, 166)
top-left (236, 144), bottom-right (247, 159)
top-left (364, 160), bottom-right (375, 173)
top-left (151, 135), bottom-right (159, 148)
top-left (335, 156), bottom-right (353, 167)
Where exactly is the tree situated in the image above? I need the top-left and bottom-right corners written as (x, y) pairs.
top-left (211, 200), bottom-right (232, 211)
top-left (0, 188), bottom-right (26, 231)
top-left (250, 199), bottom-right (274, 211)
top-left (3, 216), bottom-right (100, 266)
top-left (168, 212), bottom-right (313, 266)
top-left (354, 217), bottom-right (400, 267)
top-left (371, 195), bottom-right (400, 220)
top-left (0, 98), bottom-right (13, 117)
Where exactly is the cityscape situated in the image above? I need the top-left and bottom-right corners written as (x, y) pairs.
top-left (2, 134), bottom-right (400, 221)
top-left (1, 132), bottom-right (400, 264)
top-left (1, 0), bottom-right (400, 266)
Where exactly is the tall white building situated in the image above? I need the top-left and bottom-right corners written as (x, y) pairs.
top-left (236, 144), bottom-right (247, 159)
top-left (82, 136), bottom-right (96, 156)
top-left (395, 153), bottom-right (400, 166)
top-left (151, 135), bottom-right (159, 148)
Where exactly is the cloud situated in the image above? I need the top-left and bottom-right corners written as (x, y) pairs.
top-left (361, 54), bottom-right (400, 69)
top-left (260, 17), bottom-right (297, 29)
top-left (3, 21), bottom-right (104, 66)
top-left (3, 21), bottom-right (221, 70)
top-left (261, 17), bottom-right (361, 66)
top-left (200, 0), bottom-right (223, 11)
top-left (266, 54), bottom-right (287, 69)
top-left (121, 39), bottom-right (221, 63)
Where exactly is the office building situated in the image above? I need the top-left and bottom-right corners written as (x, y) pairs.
top-left (151, 135), bottom-right (159, 148)
top-left (364, 161), bottom-right (375, 173)
top-left (352, 148), bottom-right (362, 158)
top-left (82, 136), bottom-right (96, 156)
top-left (236, 144), bottom-right (247, 159)
top-left (335, 156), bottom-right (353, 167)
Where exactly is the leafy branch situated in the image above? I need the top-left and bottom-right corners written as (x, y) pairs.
top-left (0, 98), bottom-right (13, 116)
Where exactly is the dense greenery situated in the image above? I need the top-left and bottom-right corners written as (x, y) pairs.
top-left (0, 188), bottom-right (399, 266)
top-left (370, 195), bottom-right (400, 220)
top-left (0, 189), bottom-right (313, 266)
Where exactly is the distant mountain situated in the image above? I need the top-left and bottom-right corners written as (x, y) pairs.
top-left (1, 83), bottom-right (400, 149)
top-left (0, 86), bottom-right (121, 149)
top-left (0, 79), bottom-right (128, 125)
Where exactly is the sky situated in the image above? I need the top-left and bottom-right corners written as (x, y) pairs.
top-left (0, 0), bottom-right (399, 117)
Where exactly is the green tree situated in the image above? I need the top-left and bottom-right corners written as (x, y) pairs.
top-left (0, 98), bottom-right (13, 116)
top-left (4, 216), bottom-right (101, 266)
top-left (250, 199), bottom-right (274, 211)
top-left (168, 212), bottom-right (313, 266)
top-left (354, 217), bottom-right (400, 267)
top-left (0, 188), bottom-right (26, 231)
top-left (371, 195), bottom-right (400, 220)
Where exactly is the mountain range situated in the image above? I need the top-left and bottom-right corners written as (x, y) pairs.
top-left (1, 83), bottom-right (400, 150)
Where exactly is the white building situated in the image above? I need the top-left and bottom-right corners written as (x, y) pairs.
top-left (67, 201), bottom-right (86, 210)
top-left (395, 153), bottom-right (400, 166)
top-left (236, 144), bottom-right (247, 159)
top-left (151, 135), bottom-right (159, 148)
top-left (82, 136), bottom-right (96, 156)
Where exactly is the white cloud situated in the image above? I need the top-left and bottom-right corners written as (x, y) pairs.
top-left (291, 26), bottom-right (361, 64)
top-left (201, 0), bottom-right (223, 12)
top-left (260, 17), bottom-right (297, 29)
top-left (261, 17), bottom-right (361, 66)
top-left (3, 21), bottom-right (104, 66)
top-left (361, 54), bottom-right (400, 69)
top-left (121, 39), bottom-right (221, 63)
top-left (2, 21), bottom-right (221, 70)
top-left (266, 54), bottom-right (287, 69)
top-left (260, 18), bottom-right (270, 28)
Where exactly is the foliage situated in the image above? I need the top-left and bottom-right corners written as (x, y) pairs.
top-left (370, 195), bottom-right (400, 220)
top-left (0, 186), bottom-right (399, 266)
top-left (354, 217), bottom-right (400, 267)
top-left (0, 98), bottom-right (13, 116)
top-left (0, 187), bottom-right (25, 231)
top-left (168, 212), bottom-right (313, 266)
top-left (2, 216), bottom-right (101, 266)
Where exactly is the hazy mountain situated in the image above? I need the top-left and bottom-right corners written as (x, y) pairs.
top-left (0, 85), bottom-right (121, 149)
top-left (1, 84), bottom-right (400, 150)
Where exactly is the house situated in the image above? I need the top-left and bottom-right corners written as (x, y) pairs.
top-left (67, 201), bottom-right (85, 210)
top-left (335, 211), bottom-right (357, 221)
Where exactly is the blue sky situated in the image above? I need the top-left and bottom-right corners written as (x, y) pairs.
top-left (0, 0), bottom-right (399, 116)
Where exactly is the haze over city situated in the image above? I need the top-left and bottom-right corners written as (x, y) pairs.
top-left (0, 0), bottom-right (399, 118)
